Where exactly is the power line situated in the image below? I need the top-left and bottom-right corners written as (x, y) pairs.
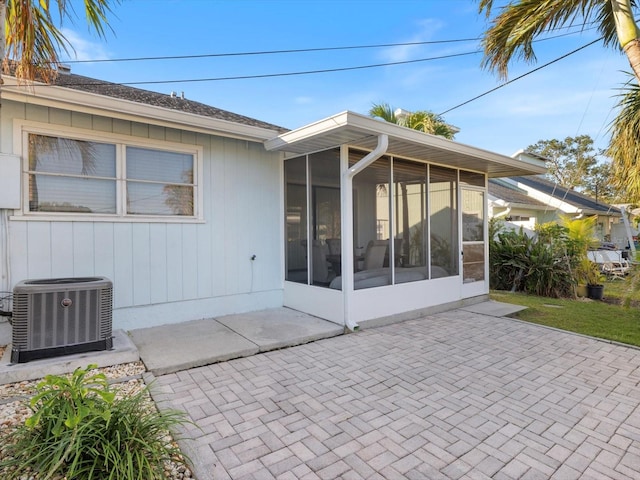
top-left (438, 38), bottom-right (602, 116)
top-left (55, 31), bottom-right (599, 88)
top-left (46, 28), bottom-right (605, 118)
top-left (53, 38), bottom-right (603, 119)
top-left (58, 50), bottom-right (483, 86)
top-left (63, 38), bottom-right (480, 64)
top-left (61, 23), bottom-right (596, 65)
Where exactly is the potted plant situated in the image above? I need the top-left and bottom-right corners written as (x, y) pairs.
top-left (573, 257), bottom-right (593, 298)
top-left (585, 263), bottom-right (605, 300)
top-left (561, 215), bottom-right (602, 299)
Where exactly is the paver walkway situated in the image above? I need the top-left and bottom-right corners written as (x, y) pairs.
top-left (152, 310), bottom-right (640, 479)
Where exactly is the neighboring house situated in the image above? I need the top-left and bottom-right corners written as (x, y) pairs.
top-left (488, 178), bottom-right (549, 235)
top-left (0, 69), bottom-right (545, 332)
top-left (489, 173), bottom-right (625, 245)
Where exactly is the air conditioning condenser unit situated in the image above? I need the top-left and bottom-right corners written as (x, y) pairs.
top-left (11, 277), bottom-right (113, 363)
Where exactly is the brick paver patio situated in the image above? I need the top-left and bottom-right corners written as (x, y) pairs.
top-left (152, 310), bottom-right (640, 479)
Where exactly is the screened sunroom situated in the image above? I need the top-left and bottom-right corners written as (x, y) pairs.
top-left (266, 111), bottom-right (546, 330)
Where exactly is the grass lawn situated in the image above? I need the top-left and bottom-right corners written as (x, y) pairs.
top-left (490, 276), bottom-right (640, 347)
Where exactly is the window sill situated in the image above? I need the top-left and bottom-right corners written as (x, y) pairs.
top-left (10, 213), bottom-right (205, 224)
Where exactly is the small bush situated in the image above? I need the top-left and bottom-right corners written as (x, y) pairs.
top-left (0, 364), bottom-right (190, 480)
top-left (489, 219), bottom-right (574, 298)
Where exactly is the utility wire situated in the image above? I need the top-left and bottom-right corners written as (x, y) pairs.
top-left (55, 33), bottom-right (600, 87)
top-left (438, 38), bottom-right (602, 115)
top-left (62, 38), bottom-right (479, 63)
top-left (56, 50), bottom-right (483, 86)
top-left (61, 23), bottom-right (597, 65)
top-left (46, 27), bottom-right (604, 118)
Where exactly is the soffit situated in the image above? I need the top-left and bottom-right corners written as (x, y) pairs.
top-left (265, 111), bottom-right (547, 178)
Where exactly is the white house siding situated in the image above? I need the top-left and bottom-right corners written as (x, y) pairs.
top-left (4, 101), bottom-right (283, 330)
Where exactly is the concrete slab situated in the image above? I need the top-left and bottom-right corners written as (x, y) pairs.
top-left (460, 299), bottom-right (527, 317)
top-left (129, 318), bottom-right (259, 376)
top-left (0, 329), bottom-right (139, 384)
top-left (216, 307), bottom-right (344, 352)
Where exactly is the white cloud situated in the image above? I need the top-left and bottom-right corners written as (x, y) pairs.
top-left (294, 96), bottom-right (314, 105)
top-left (379, 18), bottom-right (446, 63)
top-left (59, 28), bottom-right (111, 62)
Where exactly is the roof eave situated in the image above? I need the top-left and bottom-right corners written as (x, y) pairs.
top-left (265, 111), bottom-right (547, 177)
top-left (3, 76), bottom-right (281, 142)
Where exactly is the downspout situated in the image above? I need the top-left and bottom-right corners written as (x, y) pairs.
top-left (493, 206), bottom-right (511, 219)
top-left (341, 134), bottom-right (389, 331)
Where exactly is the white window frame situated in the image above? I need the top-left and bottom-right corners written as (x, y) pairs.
top-left (13, 120), bottom-right (204, 222)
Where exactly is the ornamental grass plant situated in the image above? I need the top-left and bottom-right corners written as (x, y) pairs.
top-left (0, 364), bottom-right (190, 480)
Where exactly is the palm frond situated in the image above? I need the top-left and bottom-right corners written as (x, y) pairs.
top-left (479, 0), bottom-right (628, 79)
top-left (369, 102), bottom-right (398, 124)
top-left (3, 0), bottom-right (119, 83)
top-left (405, 111), bottom-right (456, 139)
top-left (608, 77), bottom-right (640, 203)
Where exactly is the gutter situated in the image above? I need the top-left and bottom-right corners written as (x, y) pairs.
top-left (340, 134), bottom-right (389, 331)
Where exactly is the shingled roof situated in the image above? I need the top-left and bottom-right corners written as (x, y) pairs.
top-left (489, 179), bottom-right (547, 208)
top-left (49, 70), bottom-right (287, 133)
top-left (511, 175), bottom-right (620, 215)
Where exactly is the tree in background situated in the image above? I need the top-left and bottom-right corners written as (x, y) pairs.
top-left (2, 0), bottom-right (118, 83)
top-left (582, 161), bottom-right (618, 202)
top-left (528, 136), bottom-right (596, 190)
top-left (527, 135), bottom-right (619, 202)
top-left (478, 1), bottom-right (640, 204)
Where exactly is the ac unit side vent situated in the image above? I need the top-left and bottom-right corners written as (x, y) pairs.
top-left (11, 277), bottom-right (113, 363)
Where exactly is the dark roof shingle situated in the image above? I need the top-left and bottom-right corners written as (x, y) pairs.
top-left (511, 175), bottom-right (620, 214)
top-left (51, 71), bottom-right (287, 133)
top-left (489, 179), bottom-right (547, 207)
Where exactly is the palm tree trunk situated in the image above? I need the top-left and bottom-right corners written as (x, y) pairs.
top-left (622, 39), bottom-right (640, 82)
top-left (611, 0), bottom-right (640, 82)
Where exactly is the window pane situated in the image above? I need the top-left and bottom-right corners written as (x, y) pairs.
top-left (310, 149), bottom-right (340, 287)
top-left (127, 182), bottom-right (194, 215)
top-left (29, 175), bottom-right (116, 213)
top-left (28, 134), bottom-right (116, 214)
top-left (430, 166), bottom-right (458, 277)
top-left (463, 244), bottom-right (485, 282)
top-left (459, 170), bottom-right (485, 187)
top-left (126, 147), bottom-right (193, 184)
top-left (352, 151), bottom-right (391, 289)
top-left (29, 134), bottom-right (116, 177)
top-left (394, 159), bottom-right (427, 284)
top-left (285, 156), bottom-right (308, 284)
top-left (462, 190), bottom-right (484, 242)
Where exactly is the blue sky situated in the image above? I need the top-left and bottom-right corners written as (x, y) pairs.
top-left (59, 0), bottom-right (630, 157)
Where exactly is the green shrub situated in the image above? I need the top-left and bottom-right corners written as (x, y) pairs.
top-left (0, 364), bottom-right (190, 480)
top-left (489, 219), bottom-right (574, 298)
top-left (489, 221), bottom-right (533, 291)
top-left (524, 239), bottom-right (573, 297)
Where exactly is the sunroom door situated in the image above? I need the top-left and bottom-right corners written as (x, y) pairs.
top-left (461, 187), bottom-right (487, 296)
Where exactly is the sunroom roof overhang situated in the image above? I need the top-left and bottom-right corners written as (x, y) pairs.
top-left (265, 111), bottom-right (547, 178)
